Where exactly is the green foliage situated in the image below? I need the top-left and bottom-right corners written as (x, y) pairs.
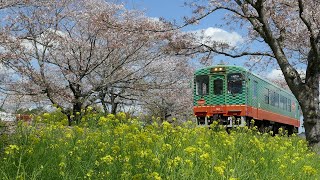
top-left (0, 112), bottom-right (319, 179)
top-left (0, 120), bottom-right (5, 130)
top-left (0, 121), bottom-right (11, 159)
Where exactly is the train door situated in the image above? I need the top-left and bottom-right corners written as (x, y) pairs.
top-left (212, 75), bottom-right (226, 104)
top-left (251, 80), bottom-right (259, 118)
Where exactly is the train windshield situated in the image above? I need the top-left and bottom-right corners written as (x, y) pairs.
top-left (196, 75), bottom-right (209, 95)
top-left (227, 73), bottom-right (243, 94)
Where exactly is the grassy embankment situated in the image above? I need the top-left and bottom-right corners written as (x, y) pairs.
top-left (0, 110), bottom-right (319, 179)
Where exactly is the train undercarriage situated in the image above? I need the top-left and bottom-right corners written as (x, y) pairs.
top-left (196, 115), bottom-right (298, 135)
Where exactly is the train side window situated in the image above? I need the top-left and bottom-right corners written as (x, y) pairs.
top-left (196, 75), bottom-right (209, 95)
top-left (270, 91), bottom-right (275, 106)
top-left (253, 81), bottom-right (258, 98)
top-left (288, 99), bottom-right (291, 112)
top-left (264, 88), bottom-right (269, 104)
top-left (275, 93), bottom-right (279, 107)
top-left (214, 79), bottom-right (223, 95)
top-left (227, 73), bottom-right (243, 94)
top-left (284, 97), bottom-right (288, 111)
top-left (280, 95), bottom-right (285, 110)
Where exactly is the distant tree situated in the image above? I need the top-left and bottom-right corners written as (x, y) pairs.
top-left (141, 57), bottom-right (194, 122)
top-left (96, 52), bottom-right (192, 115)
top-left (0, 0), bottom-right (27, 9)
top-left (183, 0), bottom-right (320, 146)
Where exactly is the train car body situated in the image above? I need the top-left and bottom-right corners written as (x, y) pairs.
top-left (193, 65), bottom-right (300, 133)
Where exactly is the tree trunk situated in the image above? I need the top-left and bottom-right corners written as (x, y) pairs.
top-left (73, 101), bottom-right (82, 125)
top-left (110, 93), bottom-right (118, 115)
top-left (67, 113), bottom-right (72, 126)
top-left (101, 98), bottom-right (108, 114)
top-left (303, 112), bottom-right (320, 147)
top-left (111, 102), bottom-right (118, 115)
top-left (300, 75), bottom-right (320, 147)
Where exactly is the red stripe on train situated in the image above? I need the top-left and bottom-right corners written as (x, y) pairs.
top-left (193, 105), bottom-right (300, 127)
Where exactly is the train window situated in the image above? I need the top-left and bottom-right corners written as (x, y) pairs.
top-left (264, 88), bottom-right (269, 104)
top-left (270, 92), bottom-right (279, 107)
top-left (280, 95), bottom-right (285, 110)
top-left (196, 75), bottom-right (209, 95)
top-left (284, 97), bottom-right (288, 111)
top-left (288, 99), bottom-right (291, 112)
top-left (275, 93), bottom-right (279, 107)
top-left (270, 91), bottom-right (275, 106)
top-left (214, 79), bottom-right (223, 95)
top-left (227, 73), bottom-right (243, 94)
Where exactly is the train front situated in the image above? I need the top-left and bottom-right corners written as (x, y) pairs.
top-left (193, 65), bottom-right (248, 127)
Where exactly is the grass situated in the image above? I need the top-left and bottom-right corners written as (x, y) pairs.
top-left (0, 111), bottom-right (319, 179)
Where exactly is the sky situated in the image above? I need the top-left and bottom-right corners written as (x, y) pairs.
top-left (125, 0), bottom-right (239, 32)
top-left (124, 1), bottom-right (274, 73)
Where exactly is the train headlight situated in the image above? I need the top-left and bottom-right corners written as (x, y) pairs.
top-left (211, 67), bottom-right (226, 72)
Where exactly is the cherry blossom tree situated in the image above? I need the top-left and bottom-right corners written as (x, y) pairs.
top-left (0, 0), bottom-right (27, 9)
top-left (182, 0), bottom-right (320, 146)
top-left (1, 0), bottom-right (191, 125)
top-left (140, 56), bottom-right (194, 122)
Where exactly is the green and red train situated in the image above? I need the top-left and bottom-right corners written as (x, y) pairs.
top-left (193, 65), bottom-right (300, 133)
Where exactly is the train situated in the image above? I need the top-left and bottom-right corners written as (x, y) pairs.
top-left (193, 65), bottom-right (300, 134)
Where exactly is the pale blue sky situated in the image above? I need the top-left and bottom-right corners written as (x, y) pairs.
top-left (125, 0), bottom-right (227, 31)
top-left (124, 0), bottom-right (250, 68)
top-left (125, 1), bottom-right (299, 76)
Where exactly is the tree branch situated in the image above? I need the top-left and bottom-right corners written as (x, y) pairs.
top-left (200, 43), bottom-right (275, 58)
top-left (298, 0), bottom-right (319, 59)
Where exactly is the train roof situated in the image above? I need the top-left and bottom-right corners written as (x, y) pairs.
top-left (194, 65), bottom-right (295, 99)
top-left (194, 65), bottom-right (246, 73)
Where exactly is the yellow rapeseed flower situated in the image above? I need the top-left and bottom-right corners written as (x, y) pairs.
top-left (107, 113), bottom-right (115, 119)
top-left (98, 116), bottom-right (107, 124)
top-left (43, 113), bottom-right (50, 119)
top-left (152, 157), bottom-right (160, 167)
top-left (86, 169), bottom-right (94, 178)
top-left (101, 155), bottom-right (114, 164)
top-left (4, 145), bottom-right (20, 155)
top-left (184, 146), bottom-right (197, 156)
top-left (184, 159), bottom-right (193, 168)
top-left (65, 132), bottom-right (72, 139)
top-left (117, 112), bottom-right (127, 120)
top-left (214, 165), bottom-right (225, 176)
top-left (173, 156), bottom-right (182, 167)
top-left (74, 126), bottom-right (84, 134)
top-left (87, 106), bottom-right (93, 111)
top-left (162, 121), bottom-right (172, 130)
top-left (161, 144), bottom-right (172, 151)
top-left (200, 153), bottom-right (210, 161)
top-left (279, 164), bottom-right (286, 170)
top-left (59, 162), bottom-right (66, 169)
top-left (302, 165), bottom-right (317, 175)
top-left (147, 172), bottom-right (162, 180)
top-left (111, 145), bottom-right (120, 154)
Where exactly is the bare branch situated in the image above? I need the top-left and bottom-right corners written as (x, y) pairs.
top-left (200, 43), bottom-right (275, 58)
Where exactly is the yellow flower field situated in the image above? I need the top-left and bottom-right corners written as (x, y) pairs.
top-left (0, 112), bottom-right (319, 179)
